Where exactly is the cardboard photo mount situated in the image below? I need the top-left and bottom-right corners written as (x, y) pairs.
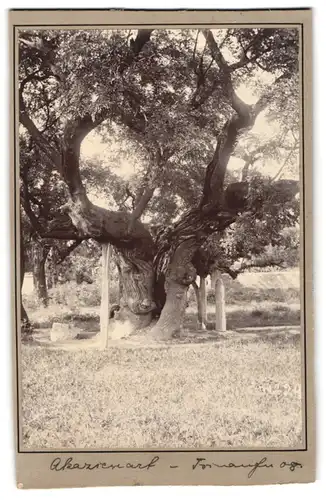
top-left (10, 8), bottom-right (314, 489)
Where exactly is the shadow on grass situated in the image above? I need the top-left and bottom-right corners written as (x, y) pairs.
top-left (33, 313), bottom-right (99, 332)
top-left (32, 304), bottom-right (300, 331)
top-left (28, 301), bottom-right (300, 350)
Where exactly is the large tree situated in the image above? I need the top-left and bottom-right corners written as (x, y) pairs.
top-left (18, 28), bottom-right (300, 339)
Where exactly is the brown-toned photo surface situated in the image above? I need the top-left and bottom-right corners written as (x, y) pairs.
top-left (10, 8), bottom-right (314, 489)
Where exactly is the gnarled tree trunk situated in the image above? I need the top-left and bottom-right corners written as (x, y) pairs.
top-left (151, 236), bottom-right (197, 339)
top-left (112, 248), bottom-right (156, 334)
top-left (151, 205), bottom-right (237, 339)
top-left (45, 247), bottom-right (58, 289)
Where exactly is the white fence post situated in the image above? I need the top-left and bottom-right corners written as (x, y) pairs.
top-left (100, 243), bottom-right (111, 348)
top-left (199, 276), bottom-right (207, 329)
top-left (211, 269), bottom-right (218, 290)
top-left (215, 273), bottom-right (226, 332)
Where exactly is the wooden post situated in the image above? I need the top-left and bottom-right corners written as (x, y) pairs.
top-left (100, 243), bottom-right (111, 348)
top-left (211, 269), bottom-right (218, 290)
top-left (199, 276), bottom-right (207, 329)
top-left (215, 273), bottom-right (226, 332)
top-left (192, 281), bottom-right (205, 330)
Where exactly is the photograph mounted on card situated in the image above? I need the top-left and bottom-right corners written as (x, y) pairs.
top-left (9, 8), bottom-right (314, 489)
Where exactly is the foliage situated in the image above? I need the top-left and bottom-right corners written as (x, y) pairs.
top-left (52, 240), bottom-right (101, 283)
top-left (195, 173), bottom-right (300, 277)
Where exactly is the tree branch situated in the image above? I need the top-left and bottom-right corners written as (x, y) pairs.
top-left (229, 46), bottom-right (273, 72)
top-left (216, 265), bottom-right (239, 279)
top-left (271, 147), bottom-right (297, 182)
top-left (130, 186), bottom-right (156, 223)
top-left (239, 146), bottom-right (266, 181)
top-left (241, 160), bottom-right (252, 182)
top-left (56, 239), bottom-right (83, 264)
top-left (200, 30), bottom-right (293, 212)
top-left (119, 29), bottom-right (154, 73)
top-left (20, 183), bottom-right (44, 234)
top-left (199, 113), bottom-right (254, 211)
top-left (60, 31), bottom-right (153, 201)
top-left (238, 258), bottom-right (286, 273)
top-left (252, 72), bottom-right (289, 116)
top-left (193, 30), bottom-right (199, 61)
top-left (213, 257), bottom-right (286, 280)
top-left (129, 143), bottom-right (173, 227)
top-left (19, 72), bottom-right (62, 169)
top-left (201, 29), bottom-right (229, 69)
top-left (19, 104), bottom-right (62, 170)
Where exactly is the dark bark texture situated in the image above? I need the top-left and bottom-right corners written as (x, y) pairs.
top-left (112, 247), bottom-right (156, 330)
top-left (31, 235), bottom-right (50, 307)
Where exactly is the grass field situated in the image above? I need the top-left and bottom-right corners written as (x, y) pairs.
top-left (21, 329), bottom-right (303, 450)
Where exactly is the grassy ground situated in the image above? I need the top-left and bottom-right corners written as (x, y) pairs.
top-left (21, 329), bottom-right (302, 450)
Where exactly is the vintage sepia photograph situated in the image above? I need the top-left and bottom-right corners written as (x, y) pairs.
top-left (17, 21), bottom-right (305, 456)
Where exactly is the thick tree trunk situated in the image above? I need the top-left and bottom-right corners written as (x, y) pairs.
top-left (32, 236), bottom-right (49, 307)
top-left (151, 281), bottom-right (189, 340)
top-left (151, 239), bottom-right (197, 339)
top-left (147, 30), bottom-right (266, 340)
top-left (151, 206), bottom-right (236, 339)
top-left (45, 248), bottom-right (58, 289)
top-left (49, 130), bottom-right (158, 335)
top-left (111, 248), bottom-right (156, 334)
